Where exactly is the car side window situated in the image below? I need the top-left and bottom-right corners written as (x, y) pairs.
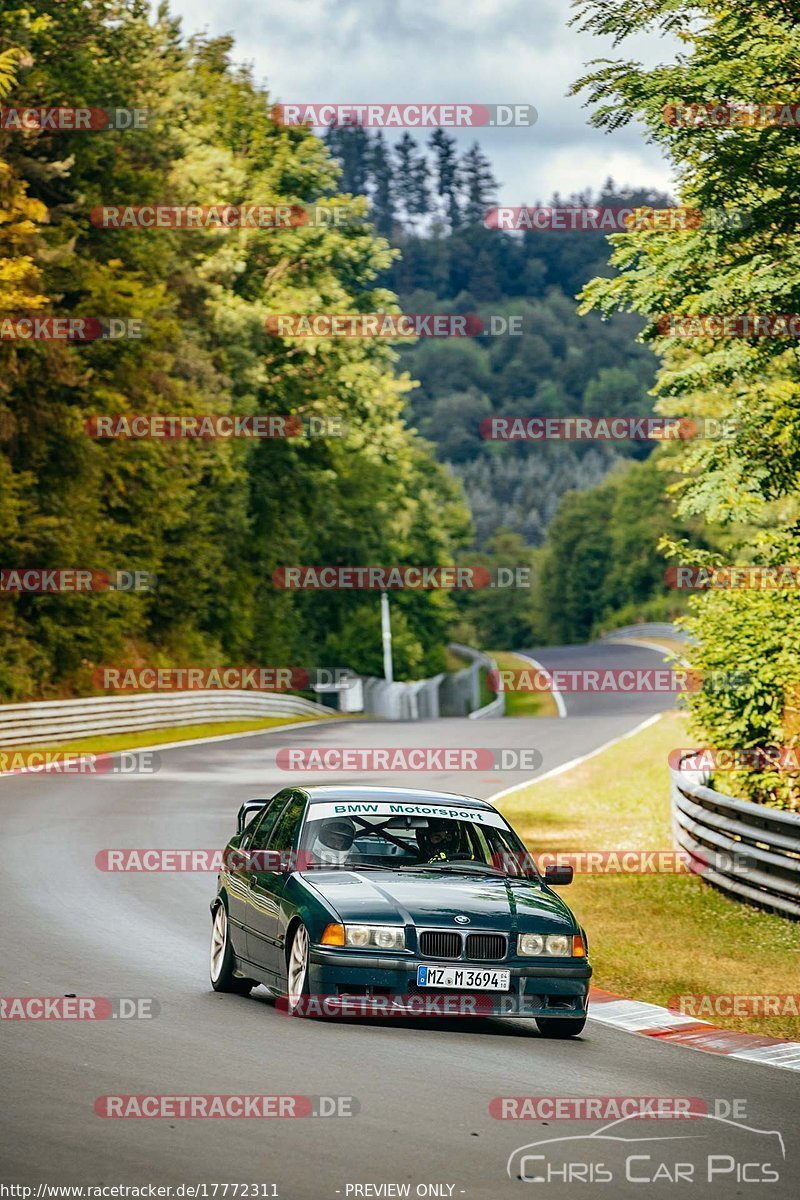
top-left (268, 795), bottom-right (306, 852)
top-left (467, 823), bottom-right (491, 862)
top-left (248, 798), bottom-right (287, 851)
top-left (240, 802), bottom-right (273, 845)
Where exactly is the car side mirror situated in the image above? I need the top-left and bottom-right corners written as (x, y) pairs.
top-left (544, 864), bottom-right (573, 886)
top-left (237, 799), bottom-right (269, 834)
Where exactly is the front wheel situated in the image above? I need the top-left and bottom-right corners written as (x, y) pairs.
top-left (286, 922), bottom-right (311, 1015)
top-left (210, 902), bottom-right (254, 994)
top-left (535, 1015), bottom-right (586, 1038)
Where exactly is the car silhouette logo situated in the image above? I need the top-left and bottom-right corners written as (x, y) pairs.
top-left (454, 915), bottom-right (470, 924)
top-left (506, 1112), bottom-right (786, 1183)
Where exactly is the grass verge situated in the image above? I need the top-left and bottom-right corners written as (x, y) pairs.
top-left (495, 710), bottom-right (800, 1039)
top-left (488, 650), bottom-right (559, 717)
top-left (0, 713), bottom-right (335, 766)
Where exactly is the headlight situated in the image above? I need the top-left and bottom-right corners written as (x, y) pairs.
top-left (344, 924), bottom-right (406, 951)
top-left (518, 932), bottom-right (571, 956)
top-left (518, 933), bottom-right (545, 956)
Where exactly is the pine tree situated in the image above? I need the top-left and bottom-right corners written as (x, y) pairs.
top-left (429, 128), bottom-right (461, 230)
top-left (324, 121), bottom-right (371, 195)
top-left (460, 142), bottom-right (499, 226)
top-left (368, 130), bottom-right (396, 236)
top-left (411, 153), bottom-right (432, 221)
top-left (393, 132), bottom-right (431, 226)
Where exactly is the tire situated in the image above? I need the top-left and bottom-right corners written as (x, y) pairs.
top-left (286, 921), bottom-right (311, 1016)
top-left (210, 901), bottom-right (254, 995)
top-left (535, 1015), bottom-right (587, 1038)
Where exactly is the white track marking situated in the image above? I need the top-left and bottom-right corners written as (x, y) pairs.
top-left (512, 651), bottom-right (568, 718)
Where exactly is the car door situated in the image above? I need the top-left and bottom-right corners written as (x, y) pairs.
top-left (245, 791), bottom-right (307, 977)
top-left (235, 795), bottom-right (289, 970)
top-left (224, 799), bottom-right (275, 942)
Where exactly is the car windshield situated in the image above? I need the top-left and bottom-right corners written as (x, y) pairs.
top-left (299, 803), bottom-right (538, 878)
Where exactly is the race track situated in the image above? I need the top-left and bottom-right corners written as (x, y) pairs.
top-left (1, 642), bottom-right (797, 1198)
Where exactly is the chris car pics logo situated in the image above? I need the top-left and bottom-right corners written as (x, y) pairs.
top-left (507, 1113), bottom-right (784, 1185)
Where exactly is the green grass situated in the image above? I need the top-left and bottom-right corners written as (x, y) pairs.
top-left (495, 711), bottom-right (800, 1039)
top-left (488, 650), bottom-right (560, 717)
top-left (0, 713), bottom-right (336, 765)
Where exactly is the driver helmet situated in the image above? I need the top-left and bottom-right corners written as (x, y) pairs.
top-left (311, 817), bottom-right (356, 865)
top-left (418, 818), bottom-right (460, 859)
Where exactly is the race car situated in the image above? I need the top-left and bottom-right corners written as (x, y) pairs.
top-left (209, 785), bottom-right (591, 1036)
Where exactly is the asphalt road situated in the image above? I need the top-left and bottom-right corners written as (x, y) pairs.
top-left (1, 641), bottom-right (797, 1199)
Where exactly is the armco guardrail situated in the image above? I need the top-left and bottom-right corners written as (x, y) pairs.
top-left (448, 644), bottom-right (505, 720)
top-left (360, 675), bottom-right (446, 720)
top-left (670, 760), bottom-right (800, 919)
top-left (603, 622), bottom-right (689, 644)
top-left (357, 645), bottom-right (505, 720)
top-left (0, 691), bottom-right (330, 748)
top-left (0, 643), bottom-right (504, 740)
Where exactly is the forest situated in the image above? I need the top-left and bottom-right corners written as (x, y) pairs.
top-left (6, 1), bottom-right (797, 810)
top-left (0, 0), bottom-right (680, 701)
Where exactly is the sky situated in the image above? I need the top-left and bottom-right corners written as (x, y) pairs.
top-left (164, 0), bottom-right (678, 204)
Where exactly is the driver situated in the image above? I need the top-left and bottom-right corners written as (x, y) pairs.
top-left (417, 818), bottom-right (470, 864)
top-left (310, 817), bottom-right (356, 867)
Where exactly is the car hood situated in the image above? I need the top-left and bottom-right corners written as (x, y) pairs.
top-left (299, 868), bottom-right (575, 932)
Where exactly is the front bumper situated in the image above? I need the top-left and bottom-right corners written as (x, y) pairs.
top-left (307, 947), bottom-right (591, 1018)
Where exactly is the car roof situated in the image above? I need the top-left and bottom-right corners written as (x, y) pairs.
top-left (297, 785), bottom-right (496, 811)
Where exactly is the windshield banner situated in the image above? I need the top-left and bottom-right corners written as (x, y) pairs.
top-left (308, 801), bottom-right (510, 828)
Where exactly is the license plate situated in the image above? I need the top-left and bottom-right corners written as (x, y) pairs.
top-left (416, 965), bottom-right (510, 991)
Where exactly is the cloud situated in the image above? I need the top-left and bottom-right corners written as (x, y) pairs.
top-left (163, 0), bottom-right (676, 200)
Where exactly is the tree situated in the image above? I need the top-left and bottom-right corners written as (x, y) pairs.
top-left (460, 142), bottom-right (499, 226)
top-left (368, 130), bottom-right (396, 236)
top-left (535, 486), bottom-right (614, 644)
top-left (324, 121), bottom-right (371, 196)
top-left (573, 0), bottom-right (800, 805)
top-left (429, 128), bottom-right (461, 230)
top-left (452, 530), bottom-right (538, 650)
top-left (0, 1), bottom-right (470, 698)
top-left (393, 132), bottom-right (430, 226)
top-left (532, 456), bottom-right (697, 644)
